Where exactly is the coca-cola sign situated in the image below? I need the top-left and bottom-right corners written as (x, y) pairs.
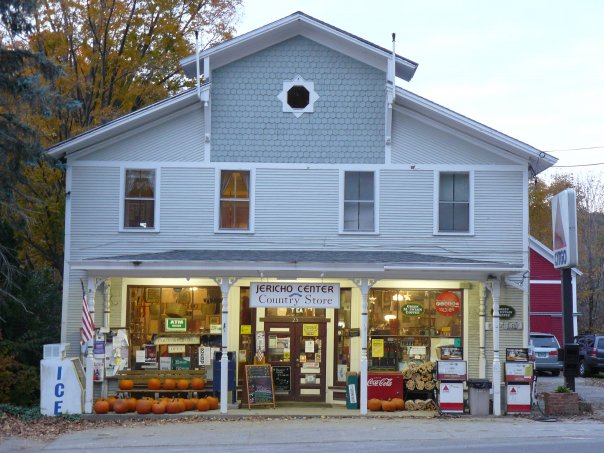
top-left (435, 291), bottom-right (461, 316)
top-left (367, 377), bottom-right (393, 387)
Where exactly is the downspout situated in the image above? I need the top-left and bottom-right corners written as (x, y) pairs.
top-left (384, 33), bottom-right (395, 163)
top-left (478, 284), bottom-right (487, 378)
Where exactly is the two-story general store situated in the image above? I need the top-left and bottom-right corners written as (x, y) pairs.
top-left (47, 12), bottom-right (557, 415)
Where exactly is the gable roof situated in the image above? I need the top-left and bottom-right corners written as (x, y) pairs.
top-left (180, 11), bottom-right (418, 82)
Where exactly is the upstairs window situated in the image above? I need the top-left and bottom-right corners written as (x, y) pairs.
top-left (219, 170), bottom-right (250, 230)
top-left (438, 172), bottom-right (470, 233)
top-left (124, 169), bottom-right (156, 229)
top-left (343, 171), bottom-right (375, 232)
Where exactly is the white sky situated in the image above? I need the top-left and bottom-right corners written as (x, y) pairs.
top-left (236, 0), bottom-right (604, 178)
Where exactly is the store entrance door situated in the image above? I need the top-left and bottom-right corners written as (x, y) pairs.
top-left (264, 322), bottom-right (326, 402)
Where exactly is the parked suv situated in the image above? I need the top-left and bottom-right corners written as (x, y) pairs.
top-left (529, 332), bottom-right (563, 376)
top-left (574, 334), bottom-right (604, 377)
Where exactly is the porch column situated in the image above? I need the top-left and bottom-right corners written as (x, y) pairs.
top-left (357, 278), bottom-right (371, 415)
top-left (215, 277), bottom-right (235, 414)
top-left (489, 277), bottom-right (502, 416)
top-left (85, 276), bottom-right (96, 414)
top-left (478, 284), bottom-right (487, 378)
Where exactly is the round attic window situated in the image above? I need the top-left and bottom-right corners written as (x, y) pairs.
top-left (287, 85), bottom-right (310, 109)
top-left (278, 75), bottom-right (319, 118)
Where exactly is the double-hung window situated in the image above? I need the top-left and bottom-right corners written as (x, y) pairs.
top-left (124, 169), bottom-right (156, 229)
top-left (343, 171), bottom-right (375, 232)
top-left (437, 172), bottom-right (471, 233)
top-left (219, 170), bottom-right (250, 230)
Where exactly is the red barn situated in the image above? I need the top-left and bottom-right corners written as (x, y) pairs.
top-left (529, 237), bottom-right (580, 345)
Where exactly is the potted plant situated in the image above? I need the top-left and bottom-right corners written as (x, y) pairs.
top-left (543, 385), bottom-right (580, 416)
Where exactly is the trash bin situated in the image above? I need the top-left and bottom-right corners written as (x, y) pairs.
top-left (467, 379), bottom-right (491, 415)
top-left (346, 372), bottom-right (359, 409)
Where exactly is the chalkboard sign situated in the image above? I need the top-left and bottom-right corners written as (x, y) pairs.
top-left (245, 365), bottom-right (275, 408)
top-left (273, 366), bottom-right (291, 393)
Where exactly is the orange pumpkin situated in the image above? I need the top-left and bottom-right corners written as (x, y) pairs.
top-left (163, 378), bottom-right (176, 390)
top-left (148, 378), bottom-right (161, 390)
top-left (136, 399), bottom-right (153, 414)
top-left (368, 398), bottom-right (382, 411)
top-left (107, 396), bottom-right (118, 411)
top-left (114, 399), bottom-right (129, 414)
top-left (183, 398), bottom-right (195, 411)
top-left (151, 401), bottom-right (166, 414)
top-left (382, 400), bottom-right (396, 412)
top-left (206, 396), bottom-right (219, 410)
top-left (125, 397), bottom-right (137, 412)
top-left (166, 400), bottom-right (182, 414)
top-left (119, 379), bottom-right (134, 391)
top-left (391, 398), bottom-right (404, 411)
top-left (191, 378), bottom-right (206, 390)
top-left (189, 397), bottom-right (200, 408)
top-left (94, 399), bottom-right (110, 414)
top-left (196, 398), bottom-right (210, 411)
top-left (177, 379), bottom-right (190, 390)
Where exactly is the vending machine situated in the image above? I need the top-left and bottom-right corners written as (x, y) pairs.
top-left (504, 348), bottom-right (533, 414)
top-left (436, 350), bottom-right (466, 414)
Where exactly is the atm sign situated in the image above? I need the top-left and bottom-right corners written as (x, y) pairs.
top-left (165, 318), bottom-right (187, 332)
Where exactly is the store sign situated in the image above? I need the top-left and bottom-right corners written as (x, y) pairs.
top-left (552, 189), bottom-right (578, 269)
top-left (154, 335), bottom-right (199, 345)
top-left (498, 305), bottom-right (516, 319)
top-left (436, 360), bottom-right (467, 381)
top-left (435, 291), bottom-right (461, 316)
top-left (165, 318), bottom-right (187, 332)
top-left (486, 321), bottom-right (523, 331)
top-left (250, 282), bottom-right (340, 309)
top-left (168, 345), bottom-right (186, 354)
top-left (303, 324), bottom-right (319, 336)
top-left (367, 373), bottom-right (404, 400)
top-left (402, 303), bottom-right (424, 316)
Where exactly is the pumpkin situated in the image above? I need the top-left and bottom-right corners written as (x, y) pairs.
top-left (114, 399), bottom-right (129, 414)
top-left (136, 399), bottom-right (153, 414)
top-left (119, 379), bottom-right (134, 391)
top-left (151, 401), bottom-right (166, 414)
top-left (177, 379), bottom-right (190, 390)
top-left (368, 398), bottom-right (382, 411)
top-left (107, 396), bottom-right (118, 411)
top-left (148, 378), bottom-right (161, 390)
top-left (125, 397), bottom-right (138, 412)
top-left (163, 378), bottom-right (176, 390)
top-left (196, 398), bottom-right (210, 412)
top-left (166, 400), bottom-right (182, 414)
top-left (189, 397), bottom-right (200, 408)
top-left (94, 399), bottom-right (110, 414)
top-left (391, 398), bottom-right (404, 411)
top-left (206, 396), bottom-right (219, 410)
top-left (191, 378), bottom-right (206, 390)
top-left (183, 398), bottom-right (195, 411)
top-left (177, 398), bottom-right (187, 412)
top-left (382, 400), bottom-right (396, 412)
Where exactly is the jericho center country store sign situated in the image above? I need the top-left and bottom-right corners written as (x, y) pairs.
top-left (250, 282), bottom-right (340, 309)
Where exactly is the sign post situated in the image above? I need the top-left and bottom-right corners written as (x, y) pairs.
top-left (551, 188), bottom-right (579, 391)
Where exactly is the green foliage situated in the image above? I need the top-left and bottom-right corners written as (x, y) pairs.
top-left (0, 354), bottom-right (40, 406)
top-left (555, 385), bottom-right (572, 394)
top-left (0, 403), bottom-right (43, 421)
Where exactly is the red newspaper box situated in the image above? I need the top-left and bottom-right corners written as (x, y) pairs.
top-left (367, 372), bottom-right (404, 400)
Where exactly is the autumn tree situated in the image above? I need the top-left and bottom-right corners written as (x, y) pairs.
top-left (31, 0), bottom-right (242, 142)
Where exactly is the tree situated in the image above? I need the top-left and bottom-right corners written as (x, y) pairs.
top-left (31, 0), bottom-right (242, 142)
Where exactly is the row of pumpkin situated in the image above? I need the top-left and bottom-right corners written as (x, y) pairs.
top-left (118, 378), bottom-right (206, 391)
top-left (94, 396), bottom-right (220, 414)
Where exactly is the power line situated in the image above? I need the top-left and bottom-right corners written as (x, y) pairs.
top-left (554, 162), bottom-right (604, 168)
top-left (548, 146), bottom-right (604, 152)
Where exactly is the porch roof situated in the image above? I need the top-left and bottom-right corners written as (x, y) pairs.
top-left (74, 249), bottom-right (524, 281)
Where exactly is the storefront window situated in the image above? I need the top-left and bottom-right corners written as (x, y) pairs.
top-left (127, 285), bottom-right (221, 369)
top-left (334, 289), bottom-right (352, 385)
top-left (238, 288), bottom-right (255, 385)
top-left (368, 289), bottom-right (463, 371)
top-left (265, 307), bottom-right (326, 317)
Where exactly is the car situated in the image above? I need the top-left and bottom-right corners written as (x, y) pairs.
top-left (529, 332), bottom-right (563, 376)
top-left (574, 334), bottom-right (604, 377)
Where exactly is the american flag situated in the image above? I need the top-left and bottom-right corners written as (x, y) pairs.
top-left (81, 283), bottom-right (95, 344)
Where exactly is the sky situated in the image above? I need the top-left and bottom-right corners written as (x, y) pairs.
top-left (236, 0), bottom-right (604, 178)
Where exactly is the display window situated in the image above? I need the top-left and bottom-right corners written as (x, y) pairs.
top-left (368, 289), bottom-right (463, 371)
top-left (238, 288), bottom-right (256, 385)
top-left (334, 289), bottom-right (352, 385)
top-left (126, 285), bottom-right (222, 369)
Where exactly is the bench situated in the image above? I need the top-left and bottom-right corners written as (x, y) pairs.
top-left (115, 369), bottom-right (212, 399)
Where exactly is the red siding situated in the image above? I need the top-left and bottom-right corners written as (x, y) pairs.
top-left (530, 315), bottom-right (563, 345)
top-left (530, 283), bottom-right (562, 312)
top-left (530, 249), bottom-right (560, 280)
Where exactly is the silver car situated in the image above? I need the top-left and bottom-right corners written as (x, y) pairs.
top-left (529, 332), bottom-right (563, 376)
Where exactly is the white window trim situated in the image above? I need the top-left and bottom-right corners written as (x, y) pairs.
top-left (214, 168), bottom-right (255, 234)
top-left (339, 169), bottom-right (380, 235)
top-left (277, 75), bottom-right (320, 118)
top-left (119, 166), bottom-right (161, 233)
top-left (433, 170), bottom-right (474, 236)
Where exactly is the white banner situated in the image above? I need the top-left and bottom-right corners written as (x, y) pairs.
top-left (250, 282), bottom-right (340, 309)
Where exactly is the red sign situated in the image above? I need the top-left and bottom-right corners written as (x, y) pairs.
top-left (367, 373), bottom-right (404, 400)
top-left (435, 291), bottom-right (461, 316)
